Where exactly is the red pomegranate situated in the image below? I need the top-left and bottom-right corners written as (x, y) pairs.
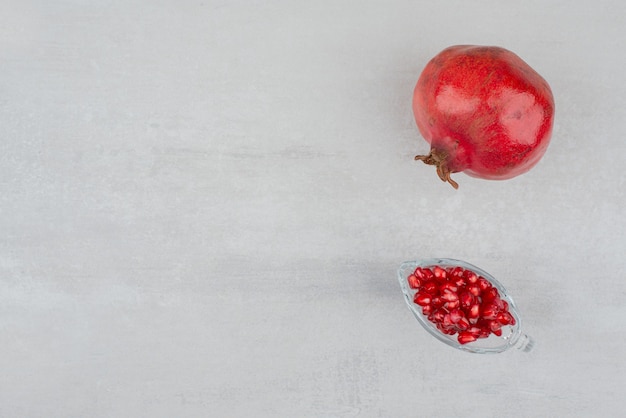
top-left (413, 45), bottom-right (555, 188)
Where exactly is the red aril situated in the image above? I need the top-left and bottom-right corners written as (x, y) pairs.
top-left (478, 327), bottom-right (491, 339)
top-left (413, 267), bottom-right (428, 281)
top-left (488, 320), bottom-right (502, 333)
top-left (464, 270), bottom-right (478, 284)
top-left (459, 291), bottom-right (474, 308)
top-left (458, 331), bottom-right (478, 344)
top-left (449, 308), bottom-right (464, 324)
top-left (481, 304), bottom-right (499, 320)
top-left (456, 317), bottom-right (470, 331)
top-left (422, 280), bottom-right (438, 294)
top-left (467, 304), bottom-right (480, 321)
top-left (497, 311), bottom-right (516, 326)
top-left (477, 277), bottom-right (492, 291)
top-left (440, 282), bottom-right (458, 293)
top-left (445, 299), bottom-right (460, 310)
top-left (414, 292), bottom-right (432, 306)
top-left (482, 287), bottom-right (499, 303)
top-left (430, 296), bottom-right (444, 308)
top-left (449, 266), bottom-right (464, 278)
top-left (413, 45), bottom-right (555, 189)
top-left (407, 274), bottom-right (422, 289)
top-left (441, 291), bottom-right (459, 303)
top-left (467, 284), bottom-right (481, 297)
top-left (405, 264), bottom-right (518, 345)
top-left (433, 266), bottom-right (447, 279)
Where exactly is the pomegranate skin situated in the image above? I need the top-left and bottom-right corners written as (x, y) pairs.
top-left (413, 45), bottom-right (555, 188)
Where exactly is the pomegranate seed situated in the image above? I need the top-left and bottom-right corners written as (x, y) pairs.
top-left (449, 266), bottom-right (464, 279)
top-left (421, 305), bottom-right (433, 315)
top-left (467, 284), bottom-right (481, 297)
top-left (436, 322), bottom-right (456, 334)
top-left (468, 304), bottom-right (480, 320)
top-left (459, 291), bottom-right (474, 308)
top-left (458, 331), bottom-right (477, 344)
top-left (449, 308), bottom-right (464, 323)
top-left (433, 266), bottom-right (447, 280)
top-left (441, 326), bottom-right (456, 335)
top-left (492, 328), bottom-right (502, 336)
top-left (445, 300), bottom-right (460, 310)
top-left (450, 270), bottom-right (466, 287)
top-left (431, 296), bottom-right (443, 308)
top-left (431, 308), bottom-right (446, 323)
top-left (442, 314), bottom-right (453, 327)
top-left (468, 326), bottom-right (482, 334)
top-left (408, 274), bottom-right (422, 289)
top-left (477, 276), bottom-right (492, 291)
top-left (496, 311), bottom-right (514, 325)
top-left (413, 267), bottom-right (427, 280)
top-left (441, 291), bottom-right (459, 303)
top-left (502, 300), bottom-right (509, 311)
top-left (456, 317), bottom-right (470, 331)
top-left (414, 292), bottom-right (432, 306)
top-left (481, 303), bottom-right (499, 320)
top-left (488, 320), bottom-right (502, 332)
top-left (422, 280), bottom-right (438, 294)
top-left (440, 282), bottom-right (458, 293)
top-left (464, 270), bottom-right (478, 284)
top-left (482, 287), bottom-right (499, 303)
top-left (478, 327), bottom-right (491, 338)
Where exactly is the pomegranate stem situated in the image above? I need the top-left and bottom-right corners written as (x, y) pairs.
top-left (414, 149), bottom-right (459, 189)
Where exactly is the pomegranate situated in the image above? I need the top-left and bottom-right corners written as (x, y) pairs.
top-left (413, 45), bottom-right (555, 188)
top-left (406, 265), bottom-right (516, 345)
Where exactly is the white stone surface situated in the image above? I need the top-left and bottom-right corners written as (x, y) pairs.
top-left (1, 1), bottom-right (625, 416)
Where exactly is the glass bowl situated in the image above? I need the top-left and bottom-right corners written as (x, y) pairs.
top-left (398, 258), bottom-right (534, 354)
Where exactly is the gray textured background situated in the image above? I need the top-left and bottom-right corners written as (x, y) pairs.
top-left (2, 1), bottom-right (625, 416)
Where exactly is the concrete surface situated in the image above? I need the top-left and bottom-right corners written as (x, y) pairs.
top-left (1, 1), bottom-right (625, 416)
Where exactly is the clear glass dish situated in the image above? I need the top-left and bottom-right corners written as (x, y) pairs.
top-left (397, 258), bottom-right (534, 354)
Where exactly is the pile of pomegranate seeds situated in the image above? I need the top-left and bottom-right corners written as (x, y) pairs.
top-left (407, 265), bottom-right (516, 344)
